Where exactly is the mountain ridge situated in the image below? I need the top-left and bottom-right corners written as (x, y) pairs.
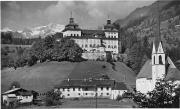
top-left (1, 23), bottom-right (65, 39)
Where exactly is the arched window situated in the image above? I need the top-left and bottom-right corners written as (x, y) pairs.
top-left (154, 56), bottom-right (155, 64)
top-left (159, 55), bottom-right (163, 64)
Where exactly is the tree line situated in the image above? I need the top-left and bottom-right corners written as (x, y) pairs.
top-left (1, 36), bottom-right (84, 69)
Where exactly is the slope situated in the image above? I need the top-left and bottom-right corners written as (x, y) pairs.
top-left (1, 61), bottom-right (136, 93)
top-left (1, 61), bottom-right (77, 93)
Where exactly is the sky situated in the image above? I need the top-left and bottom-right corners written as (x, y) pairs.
top-left (1, 0), bottom-right (156, 30)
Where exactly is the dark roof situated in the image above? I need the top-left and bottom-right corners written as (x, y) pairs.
top-left (2, 88), bottom-right (33, 96)
top-left (104, 24), bottom-right (118, 32)
top-left (82, 30), bottom-right (105, 36)
top-left (165, 68), bottom-right (180, 81)
top-left (136, 60), bottom-right (152, 79)
top-left (137, 57), bottom-right (180, 81)
top-left (18, 91), bottom-right (32, 96)
top-left (55, 79), bottom-right (115, 88)
top-left (112, 82), bottom-right (127, 90)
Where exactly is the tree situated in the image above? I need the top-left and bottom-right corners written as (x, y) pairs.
top-left (31, 40), bottom-right (47, 62)
top-left (45, 89), bottom-right (62, 106)
top-left (133, 79), bottom-right (178, 108)
top-left (9, 81), bottom-right (21, 89)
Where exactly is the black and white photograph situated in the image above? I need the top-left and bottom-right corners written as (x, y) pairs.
top-left (1, 0), bottom-right (180, 108)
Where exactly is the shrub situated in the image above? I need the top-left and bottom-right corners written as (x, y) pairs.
top-left (45, 90), bottom-right (62, 106)
top-left (116, 95), bottom-right (123, 101)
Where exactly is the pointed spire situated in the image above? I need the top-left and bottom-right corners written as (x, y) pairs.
top-left (152, 41), bottom-right (156, 54)
top-left (157, 41), bottom-right (164, 53)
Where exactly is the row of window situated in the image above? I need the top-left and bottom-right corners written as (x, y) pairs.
top-left (106, 36), bottom-right (118, 38)
top-left (80, 44), bottom-right (117, 49)
top-left (62, 87), bottom-right (110, 92)
top-left (66, 93), bottom-right (110, 96)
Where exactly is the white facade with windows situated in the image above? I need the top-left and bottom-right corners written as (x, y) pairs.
top-left (55, 80), bottom-right (127, 100)
top-left (62, 17), bottom-right (119, 54)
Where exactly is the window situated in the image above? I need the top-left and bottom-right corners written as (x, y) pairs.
top-left (85, 93), bottom-right (88, 95)
top-left (63, 88), bottom-right (65, 91)
top-left (154, 56), bottom-right (155, 64)
top-left (85, 87), bottom-right (88, 91)
top-left (85, 44), bottom-right (88, 47)
top-left (78, 88), bottom-right (81, 91)
top-left (108, 45), bottom-right (110, 48)
top-left (82, 45), bottom-right (84, 48)
top-left (107, 93), bottom-right (109, 95)
top-left (67, 94), bottom-right (70, 96)
top-left (101, 87), bottom-right (103, 91)
top-left (159, 55), bottom-right (163, 64)
top-left (106, 87), bottom-right (109, 90)
top-left (90, 44), bottom-right (92, 47)
top-left (77, 34), bottom-right (79, 36)
top-left (73, 88), bottom-right (75, 91)
top-left (78, 93), bottom-right (80, 95)
top-left (93, 44), bottom-right (96, 48)
top-left (114, 45), bottom-right (117, 48)
top-left (71, 34), bottom-right (73, 36)
top-left (67, 88), bottom-right (70, 92)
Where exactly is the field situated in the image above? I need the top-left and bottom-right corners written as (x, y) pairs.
top-left (17, 98), bottom-right (137, 108)
top-left (1, 61), bottom-right (136, 93)
top-left (1, 61), bottom-right (77, 93)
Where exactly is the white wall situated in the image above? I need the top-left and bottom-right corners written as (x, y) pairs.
top-left (136, 78), bottom-right (154, 94)
top-left (17, 95), bottom-right (33, 103)
top-left (110, 90), bottom-right (127, 100)
top-left (105, 32), bottom-right (118, 39)
top-left (58, 86), bottom-right (112, 98)
top-left (63, 30), bottom-right (119, 54)
top-left (103, 40), bottom-right (118, 54)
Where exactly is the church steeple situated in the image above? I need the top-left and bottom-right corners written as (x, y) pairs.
top-left (152, 41), bottom-right (156, 54)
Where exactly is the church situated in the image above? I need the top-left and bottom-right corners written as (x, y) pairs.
top-left (136, 39), bottom-right (180, 93)
top-left (61, 15), bottom-right (119, 60)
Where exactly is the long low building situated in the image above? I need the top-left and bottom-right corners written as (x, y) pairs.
top-left (54, 79), bottom-right (127, 100)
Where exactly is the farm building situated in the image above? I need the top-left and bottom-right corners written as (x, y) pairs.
top-left (54, 79), bottom-right (127, 100)
top-left (2, 87), bottom-right (38, 106)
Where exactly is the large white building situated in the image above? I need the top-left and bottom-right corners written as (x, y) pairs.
top-left (54, 79), bottom-right (127, 100)
top-left (62, 16), bottom-right (119, 54)
top-left (136, 40), bottom-right (180, 93)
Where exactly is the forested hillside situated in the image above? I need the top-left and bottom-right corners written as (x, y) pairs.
top-left (114, 0), bottom-right (180, 74)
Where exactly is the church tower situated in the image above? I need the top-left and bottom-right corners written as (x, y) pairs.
top-left (152, 41), bottom-right (166, 84)
top-left (152, 0), bottom-right (166, 87)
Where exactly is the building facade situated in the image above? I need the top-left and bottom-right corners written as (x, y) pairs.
top-left (62, 17), bottom-right (119, 55)
top-left (136, 40), bottom-right (180, 93)
top-left (2, 88), bottom-right (36, 106)
top-left (54, 79), bottom-right (127, 100)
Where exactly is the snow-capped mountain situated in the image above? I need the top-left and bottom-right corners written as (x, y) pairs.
top-left (1, 27), bottom-right (14, 32)
top-left (1, 23), bottom-right (65, 39)
top-left (21, 23), bottom-right (65, 38)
